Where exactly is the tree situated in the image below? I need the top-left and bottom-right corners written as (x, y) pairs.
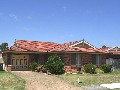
top-left (102, 45), bottom-right (107, 48)
top-left (0, 43), bottom-right (8, 52)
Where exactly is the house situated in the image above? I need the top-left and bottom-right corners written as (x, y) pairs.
top-left (101, 46), bottom-right (120, 69)
top-left (3, 39), bottom-right (108, 72)
top-left (0, 53), bottom-right (5, 70)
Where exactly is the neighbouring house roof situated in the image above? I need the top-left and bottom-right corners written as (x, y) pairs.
top-left (100, 46), bottom-right (120, 54)
top-left (108, 46), bottom-right (120, 54)
top-left (7, 39), bottom-right (105, 53)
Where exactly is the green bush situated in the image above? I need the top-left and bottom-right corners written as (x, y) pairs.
top-left (84, 63), bottom-right (96, 74)
top-left (44, 55), bottom-right (64, 74)
top-left (29, 62), bottom-right (38, 71)
top-left (101, 64), bottom-right (111, 73)
top-left (95, 68), bottom-right (104, 74)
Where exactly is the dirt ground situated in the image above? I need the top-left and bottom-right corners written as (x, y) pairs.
top-left (12, 71), bottom-right (83, 90)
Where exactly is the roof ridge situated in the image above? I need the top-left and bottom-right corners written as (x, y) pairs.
top-left (16, 39), bottom-right (58, 44)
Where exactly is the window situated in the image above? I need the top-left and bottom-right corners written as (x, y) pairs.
top-left (92, 54), bottom-right (102, 65)
top-left (96, 54), bottom-right (102, 65)
top-left (76, 54), bottom-right (81, 66)
top-left (92, 55), bottom-right (96, 64)
top-left (71, 54), bottom-right (76, 65)
top-left (71, 54), bottom-right (81, 66)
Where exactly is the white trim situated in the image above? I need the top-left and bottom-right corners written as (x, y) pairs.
top-left (69, 40), bottom-right (96, 49)
top-left (108, 46), bottom-right (120, 51)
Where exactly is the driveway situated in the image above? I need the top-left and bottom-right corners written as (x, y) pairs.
top-left (12, 71), bottom-right (83, 90)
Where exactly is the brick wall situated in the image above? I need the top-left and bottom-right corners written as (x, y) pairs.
top-left (101, 54), bottom-right (107, 64)
top-left (63, 53), bottom-right (72, 65)
top-left (81, 53), bottom-right (92, 65)
top-left (63, 53), bottom-right (92, 73)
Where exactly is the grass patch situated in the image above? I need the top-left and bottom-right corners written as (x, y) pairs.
top-left (57, 69), bottom-right (120, 87)
top-left (0, 71), bottom-right (25, 90)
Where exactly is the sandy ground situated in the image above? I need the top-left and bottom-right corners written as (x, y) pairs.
top-left (12, 71), bottom-right (83, 90)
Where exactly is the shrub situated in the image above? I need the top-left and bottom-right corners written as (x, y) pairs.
top-left (44, 55), bottom-right (64, 74)
top-left (95, 68), bottom-right (104, 74)
top-left (29, 62), bottom-right (38, 71)
top-left (101, 64), bottom-right (111, 73)
top-left (84, 63), bottom-right (96, 74)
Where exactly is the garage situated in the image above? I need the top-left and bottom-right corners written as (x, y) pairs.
top-left (11, 55), bottom-right (29, 70)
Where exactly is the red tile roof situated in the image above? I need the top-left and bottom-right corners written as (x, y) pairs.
top-left (99, 46), bottom-right (120, 54)
top-left (8, 40), bottom-right (105, 53)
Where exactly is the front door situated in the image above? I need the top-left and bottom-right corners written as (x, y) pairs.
top-left (11, 55), bottom-right (29, 70)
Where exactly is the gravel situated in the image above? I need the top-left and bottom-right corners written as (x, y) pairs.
top-left (11, 71), bottom-right (83, 90)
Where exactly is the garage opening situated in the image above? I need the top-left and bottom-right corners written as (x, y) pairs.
top-left (11, 55), bottom-right (29, 70)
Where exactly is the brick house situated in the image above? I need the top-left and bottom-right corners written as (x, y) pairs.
top-left (101, 46), bottom-right (120, 69)
top-left (3, 39), bottom-right (119, 72)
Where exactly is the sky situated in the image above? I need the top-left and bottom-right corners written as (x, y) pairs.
top-left (0, 0), bottom-right (120, 48)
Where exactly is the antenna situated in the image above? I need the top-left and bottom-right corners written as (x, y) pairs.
top-left (14, 39), bottom-right (16, 45)
top-left (83, 38), bottom-right (85, 47)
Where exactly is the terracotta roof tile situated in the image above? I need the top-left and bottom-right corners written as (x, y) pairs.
top-left (8, 40), bottom-right (104, 53)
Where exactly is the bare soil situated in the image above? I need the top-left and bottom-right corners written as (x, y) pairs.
top-left (12, 71), bottom-right (83, 90)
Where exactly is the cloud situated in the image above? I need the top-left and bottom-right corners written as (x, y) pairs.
top-left (9, 14), bottom-right (18, 20)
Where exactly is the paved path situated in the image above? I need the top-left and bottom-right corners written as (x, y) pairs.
top-left (82, 86), bottom-right (108, 90)
top-left (100, 83), bottom-right (120, 89)
top-left (12, 71), bottom-right (83, 90)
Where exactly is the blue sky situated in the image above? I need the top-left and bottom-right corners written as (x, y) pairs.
top-left (0, 0), bottom-right (120, 47)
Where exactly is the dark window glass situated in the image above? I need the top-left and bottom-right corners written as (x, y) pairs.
top-left (92, 54), bottom-right (96, 65)
top-left (71, 54), bottom-right (76, 65)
